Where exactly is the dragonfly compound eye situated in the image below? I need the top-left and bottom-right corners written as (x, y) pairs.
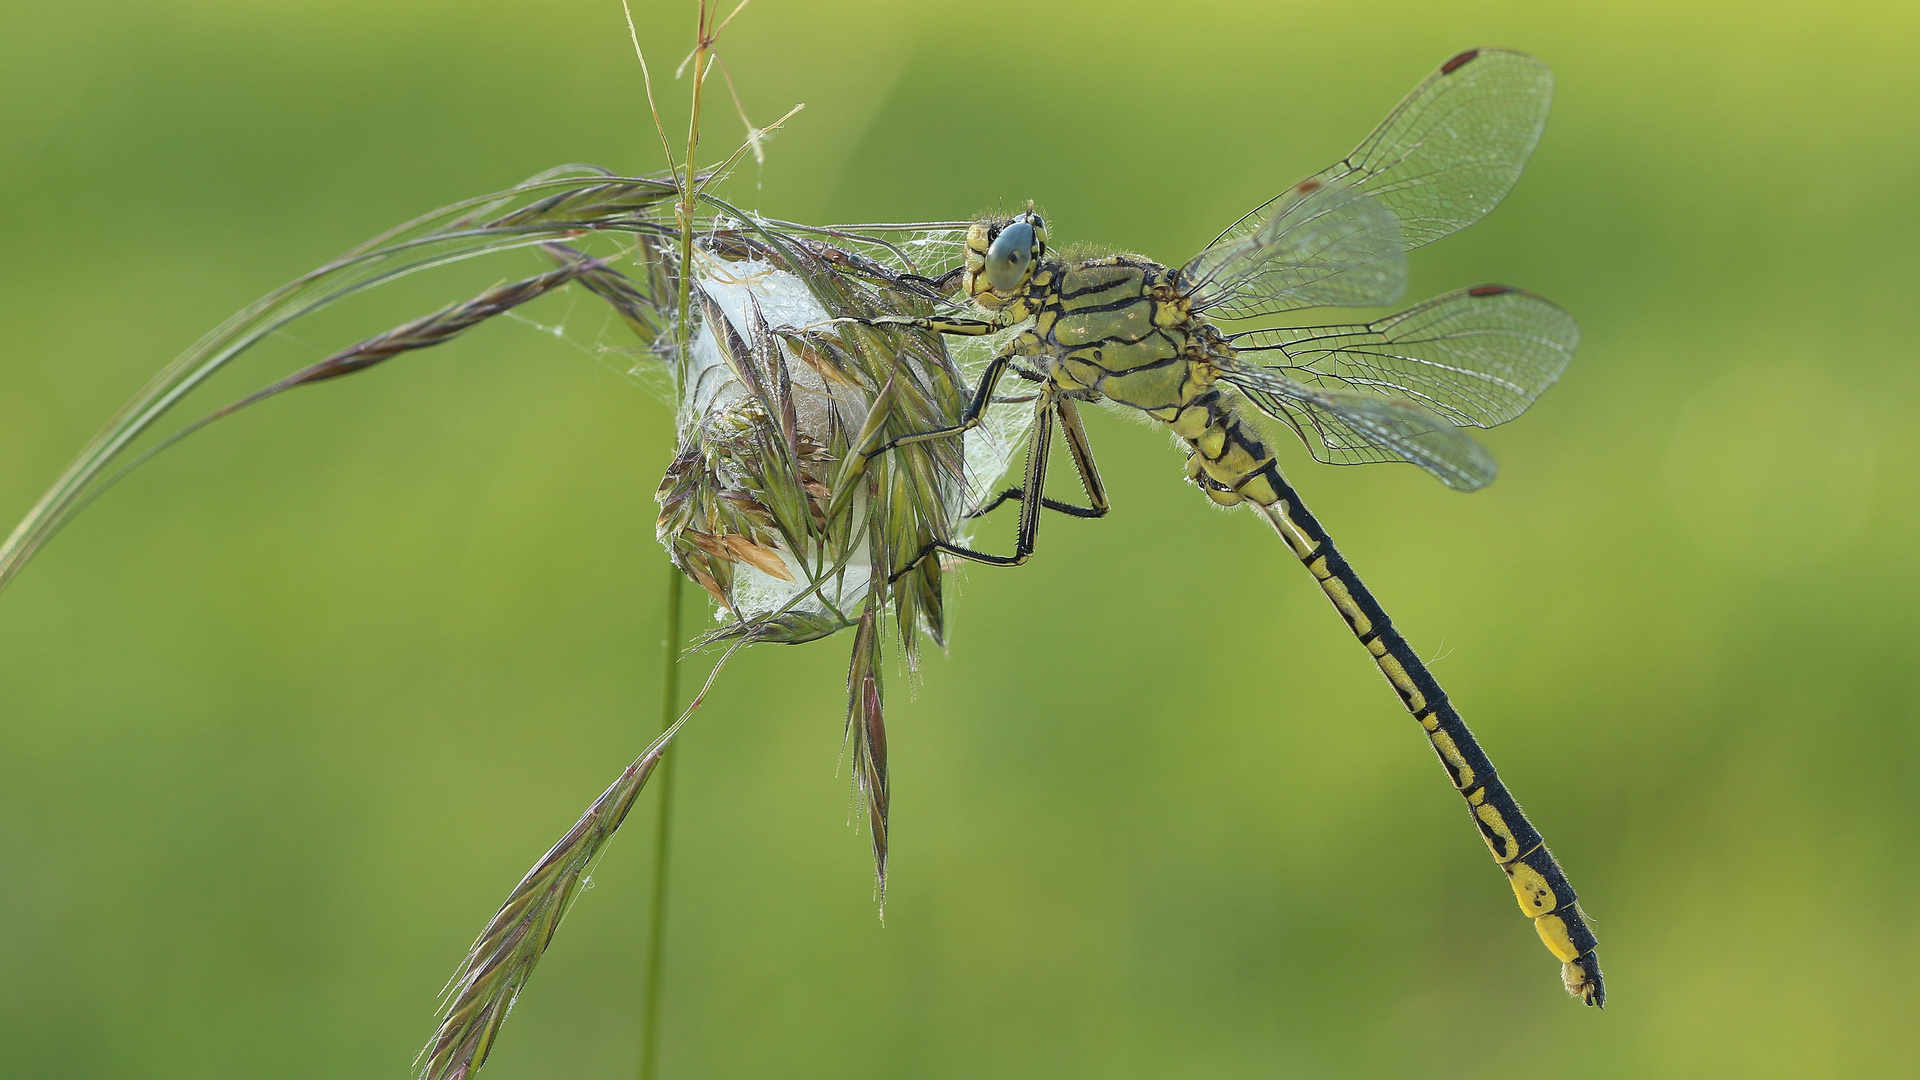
top-left (984, 219), bottom-right (1037, 292)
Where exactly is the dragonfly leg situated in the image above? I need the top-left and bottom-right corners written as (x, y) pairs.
top-left (843, 313), bottom-right (1002, 337)
top-left (828, 348), bottom-right (1025, 521)
top-left (865, 347), bottom-right (1019, 457)
top-left (886, 393), bottom-right (1055, 583)
top-left (968, 397), bottom-right (1110, 521)
top-left (896, 265), bottom-right (967, 297)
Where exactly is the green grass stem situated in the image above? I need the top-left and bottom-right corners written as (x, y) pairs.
top-left (640, 564), bottom-right (684, 1080)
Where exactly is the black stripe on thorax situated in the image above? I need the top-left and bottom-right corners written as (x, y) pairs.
top-left (1057, 329), bottom-right (1176, 354)
top-left (1058, 276), bottom-right (1148, 300)
top-left (1090, 351), bottom-right (1185, 376)
top-left (1044, 294), bottom-right (1156, 319)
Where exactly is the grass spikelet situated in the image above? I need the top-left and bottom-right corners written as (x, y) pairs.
top-left (0, 167), bottom-right (690, 596)
top-left (417, 744), bottom-right (667, 1080)
top-left (416, 648), bottom-right (738, 1080)
top-left (211, 251), bottom-right (610, 419)
top-left (846, 599), bottom-right (889, 901)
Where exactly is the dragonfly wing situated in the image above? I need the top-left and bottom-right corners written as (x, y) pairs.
top-left (1182, 49), bottom-right (1554, 318)
top-left (1226, 285), bottom-right (1578, 430)
top-left (1219, 361), bottom-right (1499, 491)
top-left (1181, 175), bottom-right (1412, 318)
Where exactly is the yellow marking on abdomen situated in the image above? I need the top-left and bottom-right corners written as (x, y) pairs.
top-left (1150, 384), bottom-right (1606, 1005)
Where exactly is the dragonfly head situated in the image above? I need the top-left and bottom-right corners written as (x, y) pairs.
top-left (966, 209), bottom-right (1047, 308)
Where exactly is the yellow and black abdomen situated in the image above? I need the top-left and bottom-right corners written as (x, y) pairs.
top-left (1164, 388), bottom-right (1287, 507)
top-left (1170, 397), bottom-right (1606, 1004)
top-left (1266, 484), bottom-right (1605, 1004)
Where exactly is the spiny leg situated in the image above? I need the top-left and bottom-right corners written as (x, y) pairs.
top-left (829, 306), bottom-right (1037, 459)
top-left (1252, 462), bottom-right (1604, 1006)
top-left (969, 397), bottom-right (1110, 521)
top-left (872, 350), bottom-right (1016, 456)
top-left (846, 312), bottom-right (1003, 337)
top-left (886, 392), bottom-right (1056, 584)
top-left (826, 346), bottom-right (1019, 519)
top-left (895, 265), bottom-right (967, 298)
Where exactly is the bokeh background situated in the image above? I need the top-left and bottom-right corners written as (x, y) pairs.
top-left (4, 1), bottom-right (1918, 1077)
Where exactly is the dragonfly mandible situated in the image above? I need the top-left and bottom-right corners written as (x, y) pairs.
top-left (831, 48), bottom-right (1601, 1006)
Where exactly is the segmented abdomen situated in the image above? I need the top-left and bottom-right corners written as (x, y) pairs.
top-left (1169, 387), bottom-right (1286, 507)
top-left (1168, 399), bottom-right (1606, 1005)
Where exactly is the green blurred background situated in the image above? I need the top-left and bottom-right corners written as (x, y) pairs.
top-left (4, 1), bottom-right (1918, 1076)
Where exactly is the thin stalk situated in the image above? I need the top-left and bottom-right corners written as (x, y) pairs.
top-left (643, 7), bottom-right (729, 1076)
top-left (639, 562), bottom-right (684, 1080)
top-left (671, 2), bottom-right (713, 362)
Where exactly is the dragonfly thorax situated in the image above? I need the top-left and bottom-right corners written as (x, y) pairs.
top-left (1023, 255), bottom-right (1211, 401)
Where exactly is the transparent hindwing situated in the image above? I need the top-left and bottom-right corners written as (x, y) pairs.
top-left (1218, 285), bottom-right (1579, 490)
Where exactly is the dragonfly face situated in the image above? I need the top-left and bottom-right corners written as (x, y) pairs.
top-left (964, 210), bottom-right (1047, 309)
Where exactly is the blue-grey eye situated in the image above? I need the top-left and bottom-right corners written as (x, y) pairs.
top-left (985, 221), bottom-right (1035, 291)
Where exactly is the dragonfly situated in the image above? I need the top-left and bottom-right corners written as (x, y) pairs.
top-left (830, 48), bottom-right (1602, 1006)
top-left (0, 50), bottom-right (1597, 1069)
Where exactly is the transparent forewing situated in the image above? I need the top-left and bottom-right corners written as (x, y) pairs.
top-left (1220, 362), bottom-right (1498, 491)
top-left (1183, 168), bottom-right (1413, 317)
top-left (1226, 285), bottom-right (1577, 430)
top-left (1182, 49), bottom-right (1553, 319)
